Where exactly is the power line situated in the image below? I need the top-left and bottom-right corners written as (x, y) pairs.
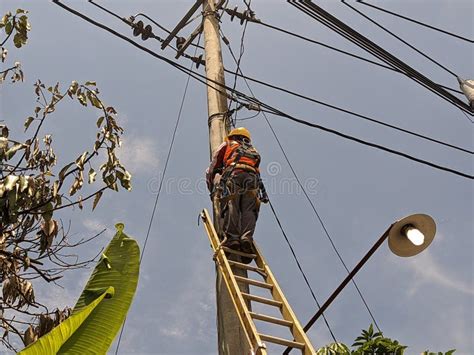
top-left (343, 0), bottom-right (459, 78)
top-left (288, 1), bottom-right (473, 116)
top-left (255, 19), bottom-right (463, 95)
top-left (256, 105), bottom-right (473, 180)
top-left (221, 28), bottom-right (383, 332)
top-left (89, 0), bottom-right (204, 50)
top-left (268, 200), bottom-right (338, 343)
top-left (356, 0), bottom-right (474, 44)
top-left (228, 11), bottom-right (250, 126)
top-left (221, 69), bottom-right (473, 155)
top-left (53, 0), bottom-right (473, 180)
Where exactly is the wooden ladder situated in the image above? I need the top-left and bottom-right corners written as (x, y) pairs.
top-left (201, 209), bottom-right (316, 355)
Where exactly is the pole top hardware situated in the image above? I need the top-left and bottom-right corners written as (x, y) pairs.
top-left (224, 6), bottom-right (260, 25)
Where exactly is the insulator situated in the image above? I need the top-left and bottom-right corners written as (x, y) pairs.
top-left (142, 24), bottom-right (153, 40)
top-left (176, 37), bottom-right (186, 50)
top-left (132, 20), bottom-right (144, 37)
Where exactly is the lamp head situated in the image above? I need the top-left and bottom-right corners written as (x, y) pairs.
top-left (388, 214), bottom-right (436, 257)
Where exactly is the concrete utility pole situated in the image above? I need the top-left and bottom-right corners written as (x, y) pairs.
top-left (202, 1), bottom-right (250, 354)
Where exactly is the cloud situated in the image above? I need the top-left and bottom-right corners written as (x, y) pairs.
top-left (157, 258), bottom-right (215, 342)
top-left (118, 136), bottom-right (159, 175)
top-left (82, 217), bottom-right (105, 233)
top-left (405, 251), bottom-right (474, 296)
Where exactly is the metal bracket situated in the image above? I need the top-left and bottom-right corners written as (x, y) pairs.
top-left (161, 0), bottom-right (204, 50)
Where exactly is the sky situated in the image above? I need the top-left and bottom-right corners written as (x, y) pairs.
top-left (1, 0), bottom-right (473, 354)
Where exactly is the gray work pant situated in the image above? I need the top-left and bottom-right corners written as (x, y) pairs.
top-left (222, 172), bottom-right (260, 241)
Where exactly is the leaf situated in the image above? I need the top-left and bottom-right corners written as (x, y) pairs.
top-left (92, 191), bottom-right (102, 211)
top-left (4, 175), bottom-right (19, 191)
top-left (88, 168), bottom-right (96, 184)
top-left (75, 151), bottom-right (88, 169)
top-left (18, 287), bottom-right (114, 355)
top-left (96, 116), bottom-right (104, 128)
top-left (24, 116), bottom-right (34, 131)
top-left (58, 162), bottom-right (74, 180)
top-left (18, 225), bottom-right (140, 354)
top-left (84, 81), bottom-right (96, 86)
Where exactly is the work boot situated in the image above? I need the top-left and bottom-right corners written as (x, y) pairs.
top-left (224, 237), bottom-right (240, 250)
top-left (240, 232), bottom-right (254, 254)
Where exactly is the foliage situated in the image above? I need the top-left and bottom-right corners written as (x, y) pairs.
top-left (316, 325), bottom-right (455, 355)
top-left (422, 351), bottom-right (456, 355)
top-left (19, 224), bottom-right (140, 354)
top-left (351, 324), bottom-right (407, 355)
top-left (0, 9), bottom-right (30, 83)
top-left (316, 342), bottom-right (350, 355)
top-left (0, 8), bottom-right (132, 351)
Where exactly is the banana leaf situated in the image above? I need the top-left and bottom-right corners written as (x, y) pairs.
top-left (19, 223), bottom-right (140, 354)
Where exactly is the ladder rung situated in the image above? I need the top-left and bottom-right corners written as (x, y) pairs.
top-left (241, 293), bottom-right (282, 308)
top-left (259, 333), bottom-right (305, 349)
top-left (222, 247), bottom-right (257, 259)
top-left (228, 260), bottom-right (266, 276)
top-left (249, 312), bottom-right (293, 328)
top-left (235, 276), bottom-right (273, 290)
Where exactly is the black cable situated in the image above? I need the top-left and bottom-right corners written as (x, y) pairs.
top-left (344, 0), bottom-right (459, 78)
top-left (221, 19), bottom-right (471, 157)
top-left (53, 0), bottom-right (473, 180)
top-left (221, 29), bottom-right (383, 333)
top-left (258, 106), bottom-right (473, 180)
top-left (288, 1), bottom-right (473, 115)
top-left (221, 69), bottom-right (473, 155)
top-left (230, 19), bottom-right (249, 126)
top-left (114, 30), bottom-right (202, 355)
top-left (356, 1), bottom-right (474, 44)
top-left (268, 200), bottom-right (338, 344)
top-left (255, 20), bottom-right (463, 95)
top-left (89, 1), bottom-right (205, 50)
top-left (88, 0), bottom-right (126, 23)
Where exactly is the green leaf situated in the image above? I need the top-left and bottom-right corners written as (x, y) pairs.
top-left (18, 287), bottom-right (114, 355)
top-left (19, 225), bottom-right (140, 354)
top-left (84, 81), bottom-right (96, 86)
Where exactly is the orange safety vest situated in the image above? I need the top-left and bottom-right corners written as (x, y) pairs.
top-left (223, 140), bottom-right (260, 173)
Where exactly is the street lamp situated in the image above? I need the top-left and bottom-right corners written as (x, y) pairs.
top-left (283, 214), bottom-right (436, 354)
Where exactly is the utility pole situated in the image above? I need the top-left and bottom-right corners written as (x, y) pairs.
top-left (202, 1), bottom-right (251, 354)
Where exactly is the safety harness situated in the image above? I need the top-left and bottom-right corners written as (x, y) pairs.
top-left (218, 140), bottom-right (268, 203)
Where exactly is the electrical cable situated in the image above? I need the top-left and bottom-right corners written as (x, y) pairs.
top-left (268, 199), bottom-right (338, 343)
top-left (343, 0), bottom-right (459, 78)
top-left (288, 1), bottom-right (473, 116)
top-left (356, 0), bottom-right (474, 44)
top-left (221, 68), bottom-right (473, 155)
top-left (256, 105), bottom-right (473, 180)
top-left (220, 27), bottom-right (382, 333)
top-left (86, 1), bottom-right (472, 151)
top-left (113, 30), bottom-right (202, 355)
top-left (228, 5), bottom-right (251, 126)
top-left (53, 0), bottom-right (473, 180)
top-left (254, 20), bottom-right (463, 95)
top-left (89, 0), bottom-right (204, 50)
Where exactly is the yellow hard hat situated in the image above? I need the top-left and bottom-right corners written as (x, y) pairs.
top-left (228, 127), bottom-right (251, 140)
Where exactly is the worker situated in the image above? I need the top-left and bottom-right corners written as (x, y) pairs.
top-left (206, 127), bottom-right (267, 255)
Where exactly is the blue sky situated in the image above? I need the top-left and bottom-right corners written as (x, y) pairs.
top-left (2, 0), bottom-right (473, 354)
